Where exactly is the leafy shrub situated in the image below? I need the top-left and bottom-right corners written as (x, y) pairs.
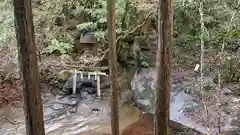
top-left (76, 0), bottom-right (126, 41)
top-left (0, 3), bottom-right (14, 49)
top-left (42, 38), bottom-right (73, 55)
top-left (173, 0), bottom-right (240, 50)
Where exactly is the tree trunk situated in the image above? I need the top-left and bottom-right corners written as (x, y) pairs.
top-left (154, 0), bottom-right (172, 134)
top-left (107, 0), bottom-right (120, 134)
top-left (12, 0), bottom-right (45, 135)
top-left (199, 0), bottom-right (204, 94)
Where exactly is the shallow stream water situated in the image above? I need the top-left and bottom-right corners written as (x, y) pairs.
top-left (0, 90), bottom-right (209, 135)
top-left (0, 70), bottom-right (239, 135)
top-left (0, 92), bottom-right (141, 135)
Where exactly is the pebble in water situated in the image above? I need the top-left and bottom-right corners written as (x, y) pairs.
top-left (69, 108), bottom-right (77, 113)
top-left (52, 104), bottom-right (65, 110)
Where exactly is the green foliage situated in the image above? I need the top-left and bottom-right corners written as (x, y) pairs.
top-left (36, 0), bottom-right (82, 54)
top-left (75, 0), bottom-right (154, 70)
top-left (135, 51), bottom-right (150, 68)
top-left (1, 0), bottom-right (238, 76)
top-left (173, 0), bottom-right (240, 50)
top-left (76, 22), bottom-right (95, 30)
top-left (38, 0), bottom-right (239, 57)
top-left (172, 0), bottom-right (240, 84)
top-left (76, 0), bottom-right (126, 40)
top-left (42, 39), bottom-right (73, 55)
top-left (36, 0), bottom-right (128, 54)
top-left (213, 57), bottom-right (240, 84)
top-left (0, 2), bottom-right (14, 49)
top-left (118, 42), bottom-right (151, 71)
top-left (135, 51), bottom-right (150, 73)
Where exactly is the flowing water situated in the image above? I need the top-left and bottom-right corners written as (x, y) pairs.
top-left (0, 70), bottom-right (239, 135)
top-left (0, 89), bottom-right (209, 135)
top-left (0, 91), bottom-right (141, 135)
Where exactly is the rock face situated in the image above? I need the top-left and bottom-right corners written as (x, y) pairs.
top-left (131, 69), bottom-right (155, 113)
top-left (131, 68), bottom-right (182, 113)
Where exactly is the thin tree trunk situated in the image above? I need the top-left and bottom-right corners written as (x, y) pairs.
top-left (154, 1), bottom-right (162, 134)
top-left (216, 2), bottom-right (239, 133)
top-left (121, 0), bottom-right (129, 30)
top-left (154, 0), bottom-right (172, 134)
top-left (217, 43), bottom-right (222, 134)
top-left (12, 0), bottom-right (45, 135)
top-left (107, 0), bottom-right (120, 134)
top-left (198, 1), bottom-right (211, 132)
top-left (199, 1), bottom-right (204, 93)
top-left (198, 0), bottom-right (204, 98)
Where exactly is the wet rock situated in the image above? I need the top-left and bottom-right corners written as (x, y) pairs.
top-left (131, 69), bottom-right (154, 113)
top-left (0, 128), bottom-right (7, 133)
top-left (81, 91), bottom-right (88, 99)
top-left (52, 104), bottom-right (65, 110)
top-left (224, 130), bottom-right (240, 135)
top-left (69, 107), bottom-right (77, 113)
top-left (130, 68), bottom-right (184, 113)
top-left (43, 107), bottom-right (55, 119)
top-left (91, 108), bottom-right (100, 112)
top-left (183, 102), bottom-right (199, 113)
top-left (119, 90), bottom-right (133, 106)
top-left (50, 111), bottom-right (66, 119)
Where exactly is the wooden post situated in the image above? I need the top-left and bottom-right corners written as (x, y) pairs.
top-left (72, 69), bottom-right (77, 95)
top-left (154, 0), bottom-right (172, 134)
top-left (107, 0), bottom-right (120, 134)
top-left (97, 74), bottom-right (101, 98)
top-left (12, 0), bottom-right (45, 135)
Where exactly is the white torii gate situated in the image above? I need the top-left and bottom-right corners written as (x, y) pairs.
top-left (70, 69), bottom-right (108, 98)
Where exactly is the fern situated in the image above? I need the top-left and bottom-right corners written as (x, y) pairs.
top-left (76, 0), bottom-right (126, 41)
top-left (42, 39), bottom-right (73, 55)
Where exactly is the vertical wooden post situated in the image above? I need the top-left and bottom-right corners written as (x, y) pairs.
top-left (107, 0), bottom-right (120, 134)
top-left (154, 0), bottom-right (173, 134)
top-left (12, 0), bottom-right (45, 135)
top-left (97, 74), bottom-right (101, 98)
top-left (72, 69), bottom-right (77, 95)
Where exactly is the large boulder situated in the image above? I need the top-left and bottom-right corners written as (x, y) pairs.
top-left (130, 68), bottom-right (182, 113)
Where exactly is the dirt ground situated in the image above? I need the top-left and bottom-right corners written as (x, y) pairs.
top-left (0, 79), bottom-right (22, 108)
top-left (79, 113), bottom-right (205, 135)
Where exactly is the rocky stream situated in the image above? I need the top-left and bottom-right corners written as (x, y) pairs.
top-left (0, 68), bottom-right (239, 135)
